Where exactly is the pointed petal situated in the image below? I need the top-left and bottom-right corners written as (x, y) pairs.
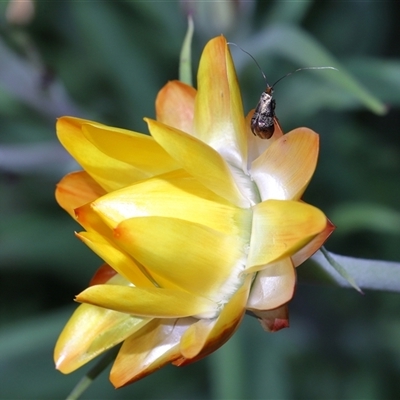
top-left (76, 231), bottom-right (154, 288)
top-left (54, 303), bottom-right (150, 373)
top-left (246, 200), bottom-right (328, 273)
top-left (76, 285), bottom-right (218, 318)
top-left (91, 169), bottom-right (251, 235)
top-left (81, 122), bottom-right (179, 177)
top-left (55, 171), bottom-right (106, 218)
top-left (251, 128), bottom-right (319, 201)
top-left (57, 117), bottom-right (147, 191)
top-left (194, 36), bottom-right (247, 169)
top-left (175, 274), bottom-right (252, 364)
top-left (292, 218), bottom-right (335, 267)
top-left (251, 304), bottom-right (289, 332)
top-left (146, 118), bottom-right (250, 207)
top-left (110, 318), bottom-right (194, 388)
top-left (155, 80), bottom-right (196, 134)
top-left (113, 216), bottom-right (247, 302)
top-left (247, 257), bottom-right (296, 310)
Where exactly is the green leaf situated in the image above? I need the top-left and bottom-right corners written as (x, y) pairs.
top-left (300, 249), bottom-right (400, 293)
top-left (235, 24), bottom-right (387, 115)
top-left (179, 15), bottom-right (194, 86)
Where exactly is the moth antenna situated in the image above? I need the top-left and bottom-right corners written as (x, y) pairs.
top-left (227, 42), bottom-right (269, 85)
top-left (272, 66), bottom-right (338, 88)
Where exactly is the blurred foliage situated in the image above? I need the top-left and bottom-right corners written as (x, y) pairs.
top-left (1, 1), bottom-right (400, 399)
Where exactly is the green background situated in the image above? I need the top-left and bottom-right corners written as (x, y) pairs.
top-left (1, 1), bottom-right (400, 399)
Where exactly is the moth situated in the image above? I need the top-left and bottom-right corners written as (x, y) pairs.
top-left (228, 42), bottom-right (338, 139)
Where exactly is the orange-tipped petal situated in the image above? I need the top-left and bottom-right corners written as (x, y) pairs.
top-left (55, 171), bottom-right (106, 218)
top-left (156, 80), bottom-right (196, 134)
top-left (247, 257), bottom-right (296, 311)
top-left (76, 285), bottom-right (219, 319)
top-left (176, 274), bottom-right (252, 364)
top-left (54, 303), bottom-right (150, 373)
top-left (146, 118), bottom-right (251, 207)
top-left (246, 200), bottom-right (327, 273)
top-left (110, 318), bottom-right (195, 387)
top-left (194, 36), bottom-right (247, 170)
top-left (251, 128), bottom-right (319, 201)
top-left (292, 217), bottom-right (335, 267)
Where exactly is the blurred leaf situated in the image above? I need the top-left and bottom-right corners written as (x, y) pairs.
top-left (301, 249), bottom-right (400, 292)
top-left (235, 24), bottom-right (387, 115)
top-left (345, 57), bottom-right (400, 106)
top-left (330, 202), bottom-right (400, 235)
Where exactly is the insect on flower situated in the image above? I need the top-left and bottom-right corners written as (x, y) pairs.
top-left (228, 43), bottom-right (338, 139)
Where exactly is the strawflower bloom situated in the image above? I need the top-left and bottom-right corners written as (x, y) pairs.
top-left (54, 36), bottom-right (334, 387)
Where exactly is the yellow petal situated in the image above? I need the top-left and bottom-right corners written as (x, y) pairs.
top-left (251, 128), bottom-right (319, 201)
top-left (57, 117), bottom-right (141, 191)
top-left (247, 258), bottom-right (296, 311)
top-left (76, 231), bottom-right (155, 288)
top-left (155, 80), bottom-right (196, 134)
top-left (113, 216), bottom-right (247, 302)
top-left (292, 218), bottom-right (335, 267)
top-left (194, 36), bottom-right (247, 170)
top-left (110, 318), bottom-right (195, 388)
top-left (54, 303), bottom-right (150, 373)
top-left (145, 118), bottom-right (250, 208)
top-left (176, 274), bottom-right (252, 363)
top-left (55, 171), bottom-right (106, 218)
top-left (250, 304), bottom-right (289, 332)
top-left (76, 285), bottom-right (219, 318)
top-left (91, 169), bottom-right (251, 235)
top-left (246, 200), bottom-right (328, 273)
top-left (81, 122), bottom-right (179, 177)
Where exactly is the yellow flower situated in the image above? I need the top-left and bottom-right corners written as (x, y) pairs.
top-left (54, 36), bottom-right (334, 388)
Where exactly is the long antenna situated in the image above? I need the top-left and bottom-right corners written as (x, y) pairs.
top-left (227, 42), bottom-right (268, 84)
top-left (228, 42), bottom-right (338, 88)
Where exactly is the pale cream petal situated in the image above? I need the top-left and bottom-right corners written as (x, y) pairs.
top-left (251, 128), bottom-right (319, 201)
top-left (247, 257), bottom-right (296, 310)
top-left (110, 318), bottom-right (195, 388)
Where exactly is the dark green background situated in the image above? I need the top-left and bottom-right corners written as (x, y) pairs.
top-left (1, 1), bottom-right (400, 399)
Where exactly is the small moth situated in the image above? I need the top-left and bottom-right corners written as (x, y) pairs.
top-left (228, 42), bottom-right (337, 139)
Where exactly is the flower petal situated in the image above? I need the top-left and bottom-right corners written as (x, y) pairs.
top-left (247, 257), bottom-right (296, 310)
top-left (175, 274), bottom-right (252, 364)
top-left (113, 216), bottom-right (247, 303)
top-left (251, 304), bottom-right (289, 332)
top-left (246, 200), bottom-right (328, 273)
top-left (194, 36), bottom-right (247, 170)
top-left (54, 303), bottom-right (150, 373)
top-left (251, 128), bottom-right (319, 201)
top-left (110, 318), bottom-right (194, 388)
top-left (55, 171), bottom-right (106, 218)
top-left (145, 118), bottom-right (250, 208)
top-left (155, 80), bottom-right (196, 134)
top-left (76, 231), bottom-right (155, 288)
top-left (57, 117), bottom-right (145, 191)
top-left (292, 218), bottom-right (335, 267)
top-left (76, 285), bottom-right (218, 318)
top-left (91, 169), bottom-right (251, 235)
top-left (81, 122), bottom-right (179, 177)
